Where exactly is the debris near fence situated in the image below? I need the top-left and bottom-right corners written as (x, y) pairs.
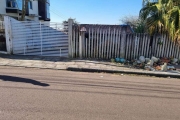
top-left (112, 56), bottom-right (180, 72)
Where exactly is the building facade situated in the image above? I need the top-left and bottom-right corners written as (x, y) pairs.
top-left (0, 0), bottom-right (50, 21)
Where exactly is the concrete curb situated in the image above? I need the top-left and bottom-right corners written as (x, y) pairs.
top-left (67, 67), bottom-right (180, 78)
top-left (1, 63), bottom-right (180, 78)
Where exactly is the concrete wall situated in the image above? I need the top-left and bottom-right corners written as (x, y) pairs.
top-left (28, 1), bottom-right (39, 21)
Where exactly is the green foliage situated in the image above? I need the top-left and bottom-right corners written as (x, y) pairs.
top-left (140, 0), bottom-right (180, 41)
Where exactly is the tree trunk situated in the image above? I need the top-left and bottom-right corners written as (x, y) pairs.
top-left (21, 0), bottom-right (29, 21)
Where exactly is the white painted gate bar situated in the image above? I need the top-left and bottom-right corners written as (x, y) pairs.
top-left (6, 17), bottom-right (69, 57)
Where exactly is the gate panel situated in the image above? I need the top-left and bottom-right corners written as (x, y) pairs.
top-left (10, 18), bottom-right (68, 57)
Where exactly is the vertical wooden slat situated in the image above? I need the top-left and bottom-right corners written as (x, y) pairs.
top-left (96, 28), bottom-right (99, 58)
top-left (104, 29), bottom-right (107, 59)
top-left (99, 29), bottom-right (102, 58)
top-left (164, 35), bottom-right (168, 57)
top-left (106, 28), bottom-right (110, 59)
top-left (154, 35), bottom-right (158, 57)
top-left (175, 44), bottom-right (179, 59)
top-left (142, 33), bottom-right (145, 56)
top-left (72, 28), bottom-right (76, 58)
top-left (139, 34), bottom-right (142, 58)
top-left (145, 35), bottom-right (149, 58)
top-left (158, 34), bottom-right (162, 57)
top-left (131, 34), bottom-right (135, 59)
top-left (125, 34), bottom-right (129, 59)
top-left (129, 34), bottom-right (133, 60)
top-left (151, 35), bottom-right (155, 57)
top-left (178, 46), bottom-right (180, 59)
top-left (127, 34), bottom-right (130, 60)
top-left (144, 34), bottom-right (148, 57)
top-left (161, 34), bottom-right (166, 57)
top-left (137, 34), bottom-right (142, 57)
top-left (134, 34), bottom-right (137, 59)
top-left (145, 34), bottom-right (149, 57)
top-left (175, 44), bottom-right (178, 58)
top-left (112, 29), bottom-right (116, 58)
top-left (163, 34), bottom-right (168, 57)
top-left (134, 34), bottom-right (138, 59)
top-left (156, 35), bottom-right (160, 57)
top-left (128, 34), bottom-right (132, 60)
top-left (88, 28), bottom-right (90, 58)
top-left (136, 34), bottom-right (140, 59)
top-left (117, 30), bottom-right (121, 58)
top-left (85, 38), bottom-right (87, 58)
top-left (169, 39), bottom-right (173, 57)
top-left (102, 29), bottom-right (105, 58)
top-left (157, 35), bottom-right (162, 57)
top-left (169, 37), bottom-right (173, 58)
top-left (109, 30), bottom-right (113, 59)
top-left (141, 34), bottom-right (145, 56)
top-left (76, 28), bottom-right (79, 57)
top-left (166, 35), bottom-right (171, 57)
top-left (172, 42), bottom-right (176, 57)
top-left (142, 34), bottom-right (147, 56)
top-left (91, 28), bottom-right (94, 58)
top-left (114, 29), bottom-right (118, 58)
top-left (170, 41), bottom-right (174, 57)
top-left (93, 28), bottom-right (96, 58)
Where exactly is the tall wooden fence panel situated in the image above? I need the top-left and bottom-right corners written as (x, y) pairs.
top-left (71, 26), bottom-right (180, 60)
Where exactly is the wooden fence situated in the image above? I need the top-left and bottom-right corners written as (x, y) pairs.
top-left (69, 26), bottom-right (180, 60)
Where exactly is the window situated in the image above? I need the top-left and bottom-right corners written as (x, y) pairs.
top-left (16, 0), bottom-right (23, 10)
top-left (6, 0), bottom-right (17, 8)
top-left (29, 1), bottom-right (33, 9)
top-left (46, 3), bottom-right (50, 18)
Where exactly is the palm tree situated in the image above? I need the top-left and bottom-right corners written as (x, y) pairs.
top-left (140, 0), bottom-right (180, 41)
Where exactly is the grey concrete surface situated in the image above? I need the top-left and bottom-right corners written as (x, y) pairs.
top-left (0, 66), bottom-right (180, 120)
top-left (0, 55), bottom-right (180, 78)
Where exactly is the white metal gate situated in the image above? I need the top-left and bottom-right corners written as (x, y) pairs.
top-left (8, 17), bottom-right (68, 57)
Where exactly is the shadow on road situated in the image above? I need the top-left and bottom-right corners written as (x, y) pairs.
top-left (0, 75), bottom-right (49, 87)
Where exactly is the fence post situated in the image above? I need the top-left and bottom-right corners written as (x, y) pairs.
top-left (68, 19), bottom-right (73, 58)
top-left (40, 22), bottom-right (42, 55)
top-left (120, 32), bottom-right (126, 58)
top-left (79, 33), bottom-right (82, 58)
top-left (4, 16), bottom-right (13, 54)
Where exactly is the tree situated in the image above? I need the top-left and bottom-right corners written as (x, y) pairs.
top-left (120, 15), bottom-right (146, 33)
top-left (140, 0), bottom-right (180, 41)
top-left (21, 0), bottom-right (29, 21)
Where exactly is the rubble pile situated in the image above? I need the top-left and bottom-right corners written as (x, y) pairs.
top-left (113, 56), bottom-right (180, 72)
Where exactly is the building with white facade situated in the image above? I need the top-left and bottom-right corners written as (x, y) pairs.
top-left (0, 0), bottom-right (50, 21)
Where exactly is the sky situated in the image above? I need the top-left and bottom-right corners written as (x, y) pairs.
top-left (50, 0), bottom-right (143, 24)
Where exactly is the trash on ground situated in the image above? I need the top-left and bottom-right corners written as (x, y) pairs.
top-left (111, 56), bottom-right (179, 73)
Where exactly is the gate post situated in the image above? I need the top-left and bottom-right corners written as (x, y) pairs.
top-left (68, 19), bottom-right (73, 58)
top-left (4, 16), bottom-right (13, 54)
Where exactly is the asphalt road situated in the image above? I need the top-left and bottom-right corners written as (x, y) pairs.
top-left (0, 66), bottom-right (180, 120)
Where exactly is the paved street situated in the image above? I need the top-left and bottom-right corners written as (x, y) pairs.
top-left (0, 66), bottom-right (180, 120)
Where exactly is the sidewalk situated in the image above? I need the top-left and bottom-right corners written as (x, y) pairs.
top-left (0, 54), bottom-right (180, 78)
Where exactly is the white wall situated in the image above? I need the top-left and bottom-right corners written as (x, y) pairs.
top-left (28, 1), bottom-right (39, 21)
top-left (0, 0), bottom-right (6, 15)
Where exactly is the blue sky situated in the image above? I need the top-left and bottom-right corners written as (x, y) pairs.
top-left (50, 0), bottom-right (143, 24)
